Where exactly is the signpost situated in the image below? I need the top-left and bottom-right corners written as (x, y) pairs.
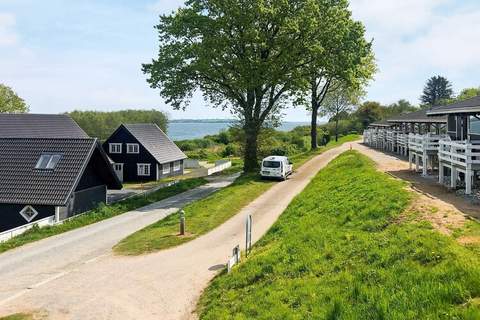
top-left (245, 214), bottom-right (252, 256)
top-left (227, 245), bottom-right (240, 273)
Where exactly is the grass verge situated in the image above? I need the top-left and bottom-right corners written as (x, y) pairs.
top-left (0, 178), bottom-right (207, 254)
top-left (0, 314), bottom-right (33, 320)
top-left (197, 151), bottom-right (480, 319)
top-left (113, 135), bottom-right (360, 256)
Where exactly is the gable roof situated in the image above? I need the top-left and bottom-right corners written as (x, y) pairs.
top-left (0, 138), bottom-right (122, 206)
top-left (0, 113), bottom-right (88, 138)
top-left (387, 109), bottom-right (447, 123)
top-left (120, 123), bottom-right (187, 164)
top-left (427, 95), bottom-right (480, 115)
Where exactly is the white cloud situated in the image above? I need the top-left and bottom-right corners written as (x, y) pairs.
top-left (0, 12), bottom-right (18, 46)
top-left (350, 0), bottom-right (480, 105)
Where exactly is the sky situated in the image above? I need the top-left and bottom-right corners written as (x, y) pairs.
top-left (1, 0), bottom-right (480, 121)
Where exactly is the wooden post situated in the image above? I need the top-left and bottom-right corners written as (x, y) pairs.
top-left (422, 153), bottom-right (428, 176)
top-left (439, 162), bottom-right (444, 184)
top-left (415, 154), bottom-right (420, 172)
top-left (409, 151), bottom-right (413, 170)
top-left (179, 210), bottom-right (185, 236)
top-left (466, 167), bottom-right (473, 195)
top-left (451, 167), bottom-right (457, 189)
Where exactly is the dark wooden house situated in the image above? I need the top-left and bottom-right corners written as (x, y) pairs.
top-left (103, 124), bottom-right (187, 182)
top-left (0, 114), bottom-right (122, 233)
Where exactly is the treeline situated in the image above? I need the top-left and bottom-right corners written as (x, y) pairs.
top-left (67, 110), bottom-right (168, 140)
top-left (177, 125), bottom-right (333, 161)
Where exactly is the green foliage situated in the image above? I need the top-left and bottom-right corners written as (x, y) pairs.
top-left (0, 83), bottom-right (28, 113)
top-left (421, 75), bottom-right (454, 107)
top-left (198, 152), bottom-right (480, 319)
top-left (113, 135), bottom-right (360, 256)
top-left (67, 109), bottom-right (168, 140)
top-left (0, 178), bottom-right (207, 254)
top-left (0, 314), bottom-right (33, 320)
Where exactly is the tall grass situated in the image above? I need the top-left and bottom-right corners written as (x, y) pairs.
top-left (198, 151), bottom-right (480, 319)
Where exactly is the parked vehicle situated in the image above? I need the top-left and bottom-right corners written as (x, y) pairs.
top-left (260, 156), bottom-right (293, 180)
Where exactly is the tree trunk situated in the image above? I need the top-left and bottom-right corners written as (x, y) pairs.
top-left (310, 105), bottom-right (318, 150)
top-left (335, 118), bottom-right (339, 142)
top-left (243, 122), bottom-right (260, 173)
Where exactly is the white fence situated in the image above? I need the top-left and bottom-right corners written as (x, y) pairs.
top-left (438, 139), bottom-right (480, 168)
top-left (0, 215), bottom-right (56, 242)
top-left (207, 160), bottom-right (232, 176)
top-left (408, 134), bottom-right (444, 154)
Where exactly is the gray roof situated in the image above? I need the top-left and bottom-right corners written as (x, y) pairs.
top-left (369, 120), bottom-right (393, 128)
top-left (0, 138), bottom-right (121, 205)
top-left (122, 123), bottom-right (187, 164)
top-left (387, 109), bottom-right (446, 123)
top-left (427, 95), bottom-right (480, 115)
top-left (0, 113), bottom-right (88, 138)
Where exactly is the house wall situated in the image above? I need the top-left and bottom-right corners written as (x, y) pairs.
top-left (0, 204), bottom-right (55, 232)
top-left (103, 127), bottom-right (184, 182)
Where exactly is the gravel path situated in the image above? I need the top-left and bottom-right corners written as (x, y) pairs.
top-left (0, 143), bottom-right (353, 320)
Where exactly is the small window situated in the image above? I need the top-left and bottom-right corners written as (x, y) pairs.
top-left (163, 163), bottom-right (170, 174)
top-left (35, 154), bottom-right (62, 170)
top-left (127, 144), bottom-right (139, 154)
top-left (109, 143), bottom-right (122, 154)
top-left (470, 116), bottom-right (480, 135)
top-left (137, 163), bottom-right (151, 176)
top-left (19, 205), bottom-right (38, 222)
top-left (173, 161), bottom-right (181, 171)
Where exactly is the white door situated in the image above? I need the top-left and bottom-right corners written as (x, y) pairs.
top-left (113, 163), bottom-right (124, 182)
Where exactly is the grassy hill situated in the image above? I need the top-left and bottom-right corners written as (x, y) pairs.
top-left (198, 151), bottom-right (480, 319)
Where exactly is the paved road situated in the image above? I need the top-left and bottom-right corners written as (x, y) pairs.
top-left (0, 175), bottom-right (237, 312)
top-left (0, 143), bottom-right (353, 320)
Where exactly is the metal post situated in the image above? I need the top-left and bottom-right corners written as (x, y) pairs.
top-left (179, 210), bottom-right (185, 236)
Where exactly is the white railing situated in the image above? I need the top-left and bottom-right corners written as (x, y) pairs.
top-left (409, 133), bottom-right (445, 154)
top-left (0, 215), bottom-right (56, 242)
top-left (207, 160), bottom-right (232, 175)
top-left (438, 139), bottom-right (480, 168)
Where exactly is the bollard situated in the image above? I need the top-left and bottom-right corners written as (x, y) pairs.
top-left (179, 210), bottom-right (185, 235)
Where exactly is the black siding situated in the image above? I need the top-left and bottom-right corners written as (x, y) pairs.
top-left (0, 204), bottom-right (55, 232)
top-left (103, 127), bottom-right (185, 182)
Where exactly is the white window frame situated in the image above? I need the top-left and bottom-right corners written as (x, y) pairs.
top-left (163, 163), bottom-right (171, 174)
top-left (127, 143), bottom-right (140, 154)
top-left (35, 153), bottom-right (62, 170)
top-left (19, 205), bottom-right (39, 222)
top-left (109, 143), bottom-right (122, 154)
top-left (173, 160), bottom-right (181, 172)
top-left (113, 163), bottom-right (123, 171)
top-left (137, 163), bottom-right (151, 176)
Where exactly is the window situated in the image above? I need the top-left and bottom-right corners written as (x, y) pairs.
top-left (19, 205), bottom-right (38, 222)
top-left (127, 144), bottom-right (139, 154)
top-left (173, 161), bottom-right (181, 172)
top-left (447, 116), bottom-right (456, 132)
top-left (263, 161), bottom-right (281, 168)
top-left (109, 143), bottom-right (122, 154)
top-left (470, 116), bottom-right (480, 135)
top-left (163, 163), bottom-right (170, 174)
top-left (137, 163), bottom-right (151, 176)
top-left (113, 163), bottom-right (123, 171)
top-left (35, 154), bottom-right (62, 170)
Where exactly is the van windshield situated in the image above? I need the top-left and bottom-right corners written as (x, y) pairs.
top-left (263, 161), bottom-right (281, 168)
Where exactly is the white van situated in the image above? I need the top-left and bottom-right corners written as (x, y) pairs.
top-left (260, 156), bottom-right (293, 180)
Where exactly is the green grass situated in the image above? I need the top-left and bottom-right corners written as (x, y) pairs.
top-left (0, 178), bottom-right (207, 254)
top-left (198, 151), bottom-right (480, 319)
top-left (113, 135), bottom-right (360, 256)
top-left (113, 174), bottom-right (276, 255)
top-left (0, 314), bottom-right (33, 320)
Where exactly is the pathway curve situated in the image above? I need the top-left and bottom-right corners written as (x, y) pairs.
top-left (0, 142), bottom-right (353, 320)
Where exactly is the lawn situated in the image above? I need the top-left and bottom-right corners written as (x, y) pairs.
top-left (197, 151), bottom-right (480, 319)
top-left (0, 178), bottom-right (207, 254)
top-left (0, 314), bottom-right (33, 320)
top-left (113, 135), bottom-right (360, 256)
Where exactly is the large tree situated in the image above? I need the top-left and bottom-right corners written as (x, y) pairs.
top-left (420, 75), bottom-right (453, 107)
top-left (321, 84), bottom-right (362, 142)
top-left (355, 101), bottom-right (383, 128)
top-left (304, 0), bottom-right (375, 150)
top-left (0, 84), bottom-right (28, 113)
top-left (143, 0), bottom-right (324, 171)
